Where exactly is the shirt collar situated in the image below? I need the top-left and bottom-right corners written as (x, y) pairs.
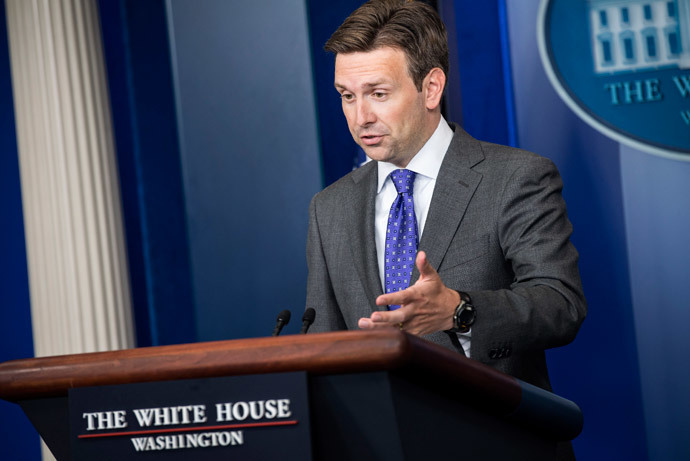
top-left (376, 116), bottom-right (453, 193)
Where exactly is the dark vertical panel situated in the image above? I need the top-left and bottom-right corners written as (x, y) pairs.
top-left (98, 0), bottom-right (196, 346)
top-left (496, 0), bottom-right (517, 146)
top-left (167, 0), bottom-right (322, 340)
top-left (98, 0), bottom-right (150, 346)
top-left (439, 0), bottom-right (463, 126)
top-left (306, 0), bottom-right (365, 185)
top-left (440, 0), bottom-right (513, 145)
top-left (0, 0), bottom-right (41, 459)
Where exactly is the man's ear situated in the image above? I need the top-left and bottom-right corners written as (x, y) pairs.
top-left (424, 68), bottom-right (446, 111)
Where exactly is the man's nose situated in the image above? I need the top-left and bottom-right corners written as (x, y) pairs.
top-left (355, 100), bottom-right (376, 126)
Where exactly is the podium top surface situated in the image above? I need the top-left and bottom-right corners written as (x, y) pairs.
top-left (0, 331), bottom-right (513, 401)
top-left (0, 331), bottom-right (583, 440)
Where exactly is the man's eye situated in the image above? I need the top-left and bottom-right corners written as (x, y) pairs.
top-left (341, 93), bottom-right (354, 101)
top-left (372, 92), bottom-right (387, 99)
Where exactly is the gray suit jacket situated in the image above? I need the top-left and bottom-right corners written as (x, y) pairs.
top-left (306, 124), bottom-right (586, 390)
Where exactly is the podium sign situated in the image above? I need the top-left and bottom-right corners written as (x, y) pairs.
top-left (69, 372), bottom-right (311, 460)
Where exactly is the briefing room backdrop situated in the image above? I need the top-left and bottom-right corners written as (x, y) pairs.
top-left (1, 1), bottom-right (689, 460)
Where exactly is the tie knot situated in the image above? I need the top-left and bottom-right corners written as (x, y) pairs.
top-left (390, 169), bottom-right (416, 195)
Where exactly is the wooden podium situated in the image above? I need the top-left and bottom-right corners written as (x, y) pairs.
top-left (0, 330), bottom-right (582, 460)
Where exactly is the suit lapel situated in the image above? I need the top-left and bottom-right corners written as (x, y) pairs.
top-left (412, 126), bottom-right (485, 283)
top-left (346, 162), bottom-right (385, 311)
top-left (345, 126), bottom-right (485, 305)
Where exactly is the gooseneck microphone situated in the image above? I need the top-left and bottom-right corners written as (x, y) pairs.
top-left (272, 310), bottom-right (291, 336)
top-left (300, 308), bottom-right (316, 334)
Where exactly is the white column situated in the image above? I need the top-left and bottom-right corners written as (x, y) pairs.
top-left (5, 0), bottom-right (135, 455)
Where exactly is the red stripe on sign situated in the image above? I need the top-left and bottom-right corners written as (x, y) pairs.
top-left (77, 420), bottom-right (298, 439)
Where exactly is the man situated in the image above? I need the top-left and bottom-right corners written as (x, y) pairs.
top-left (306, 0), bottom-right (586, 393)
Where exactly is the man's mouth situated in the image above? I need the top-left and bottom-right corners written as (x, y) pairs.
top-left (360, 134), bottom-right (384, 146)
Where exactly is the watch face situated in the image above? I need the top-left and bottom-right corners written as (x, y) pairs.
top-left (459, 306), bottom-right (475, 326)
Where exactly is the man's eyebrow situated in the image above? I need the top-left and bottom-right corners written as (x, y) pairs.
top-left (334, 81), bottom-right (391, 91)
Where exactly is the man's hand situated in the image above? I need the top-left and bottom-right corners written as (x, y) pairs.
top-left (358, 251), bottom-right (460, 335)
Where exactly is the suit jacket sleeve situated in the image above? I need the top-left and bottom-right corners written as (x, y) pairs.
top-left (305, 195), bottom-right (348, 332)
top-left (463, 155), bottom-right (586, 367)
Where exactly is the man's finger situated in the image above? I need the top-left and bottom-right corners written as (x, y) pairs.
top-left (370, 309), bottom-right (405, 323)
top-left (416, 250), bottom-right (437, 278)
top-left (358, 310), bottom-right (405, 329)
top-left (376, 288), bottom-right (416, 307)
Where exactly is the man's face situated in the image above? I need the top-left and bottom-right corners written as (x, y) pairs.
top-left (334, 47), bottom-right (436, 168)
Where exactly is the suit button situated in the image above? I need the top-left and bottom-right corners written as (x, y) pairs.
top-left (505, 347), bottom-right (512, 357)
top-left (489, 349), bottom-right (498, 359)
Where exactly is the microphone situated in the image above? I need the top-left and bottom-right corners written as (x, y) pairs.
top-left (272, 310), bottom-right (291, 336)
top-left (300, 308), bottom-right (316, 334)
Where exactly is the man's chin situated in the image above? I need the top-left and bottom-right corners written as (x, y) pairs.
top-left (360, 146), bottom-right (391, 163)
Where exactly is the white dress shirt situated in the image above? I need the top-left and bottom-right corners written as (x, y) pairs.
top-left (372, 116), bottom-right (471, 357)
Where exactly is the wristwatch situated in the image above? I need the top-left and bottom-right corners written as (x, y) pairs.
top-left (450, 291), bottom-right (475, 333)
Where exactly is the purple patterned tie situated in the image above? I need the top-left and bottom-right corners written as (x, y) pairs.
top-left (385, 169), bottom-right (418, 310)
